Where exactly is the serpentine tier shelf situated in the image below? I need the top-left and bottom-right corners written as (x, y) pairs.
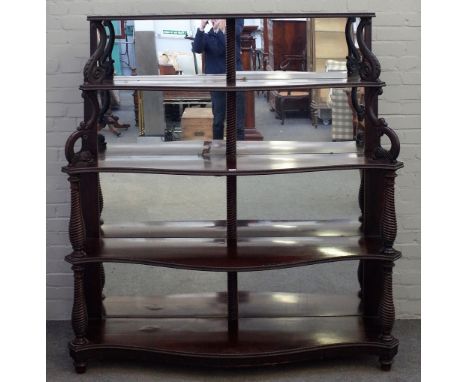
top-left (80, 71), bottom-right (385, 91)
top-left (63, 141), bottom-right (403, 175)
top-left (65, 218), bottom-right (401, 270)
top-left (69, 292), bottom-right (397, 369)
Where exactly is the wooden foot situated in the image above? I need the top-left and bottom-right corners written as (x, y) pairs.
top-left (379, 357), bottom-right (392, 371)
top-left (74, 361), bottom-right (87, 374)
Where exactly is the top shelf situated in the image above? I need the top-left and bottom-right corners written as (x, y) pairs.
top-left (87, 12), bottom-right (376, 21)
top-left (81, 71), bottom-right (385, 91)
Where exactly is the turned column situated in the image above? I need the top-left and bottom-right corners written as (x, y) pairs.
top-left (378, 171), bottom-right (398, 370)
top-left (68, 175), bottom-right (89, 372)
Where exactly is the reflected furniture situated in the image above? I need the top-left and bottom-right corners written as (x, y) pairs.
top-left (62, 12), bottom-right (402, 374)
top-left (307, 18), bottom-right (349, 126)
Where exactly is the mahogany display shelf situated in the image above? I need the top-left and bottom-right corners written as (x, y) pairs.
top-left (64, 11), bottom-right (403, 374)
top-left (69, 292), bottom-right (397, 369)
top-left (62, 141), bottom-right (403, 175)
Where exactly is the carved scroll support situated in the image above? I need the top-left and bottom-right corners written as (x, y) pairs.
top-left (83, 20), bottom-right (115, 84)
top-left (83, 21), bottom-right (107, 84)
top-left (356, 17), bottom-right (381, 82)
top-left (365, 87), bottom-right (400, 162)
top-left (345, 17), bottom-right (361, 78)
top-left (101, 21), bottom-right (115, 81)
top-left (65, 91), bottom-right (100, 168)
top-left (68, 176), bottom-right (86, 258)
top-left (382, 171), bottom-right (397, 254)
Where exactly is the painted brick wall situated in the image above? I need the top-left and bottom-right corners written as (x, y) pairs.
top-left (46, 0), bottom-right (421, 319)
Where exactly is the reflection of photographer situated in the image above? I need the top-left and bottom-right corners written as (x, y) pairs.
top-left (193, 19), bottom-right (245, 140)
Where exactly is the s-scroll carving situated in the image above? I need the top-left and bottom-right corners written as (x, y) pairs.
top-left (367, 88), bottom-right (400, 162)
top-left (65, 91), bottom-right (99, 167)
top-left (83, 20), bottom-right (115, 84)
top-left (345, 18), bottom-right (361, 78)
top-left (356, 17), bottom-right (381, 82)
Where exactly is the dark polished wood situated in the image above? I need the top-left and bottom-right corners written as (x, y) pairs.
top-left (268, 20), bottom-right (306, 71)
top-left (66, 10), bottom-right (402, 373)
top-left (87, 13), bottom-right (376, 21)
top-left (65, 235), bottom-right (401, 270)
top-left (69, 314), bottom-right (397, 368)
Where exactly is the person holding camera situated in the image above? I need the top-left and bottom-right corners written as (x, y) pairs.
top-left (193, 19), bottom-right (245, 140)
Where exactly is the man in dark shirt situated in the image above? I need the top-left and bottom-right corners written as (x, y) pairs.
top-left (192, 19), bottom-right (245, 140)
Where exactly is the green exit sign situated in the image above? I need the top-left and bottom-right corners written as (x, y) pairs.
top-left (163, 30), bottom-right (187, 36)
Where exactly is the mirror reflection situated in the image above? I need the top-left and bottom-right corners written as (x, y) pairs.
top-left (100, 18), bottom-right (361, 145)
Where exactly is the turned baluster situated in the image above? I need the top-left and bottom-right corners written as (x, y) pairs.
top-left (378, 261), bottom-right (396, 371)
top-left (68, 176), bottom-right (86, 257)
top-left (382, 171), bottom-right (397, 254)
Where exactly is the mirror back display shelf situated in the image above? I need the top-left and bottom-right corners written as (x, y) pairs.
top-left (62, 11), bottom-right (403, 374)
top-left (80, 71), bottom-right (385, 91)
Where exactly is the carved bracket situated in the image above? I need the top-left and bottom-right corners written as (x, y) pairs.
top-left (356, 17), bottom-right (381, 81)
top-left (65, 91), bottom-right (99, 167)
top-left (345, 17), bottom-right (361, 78)
top-left (83, 20), bottom-right (115, 84)
top-left (367, 88), bottom-right (400, 162)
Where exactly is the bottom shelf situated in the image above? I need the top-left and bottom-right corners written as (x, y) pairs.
top-left (70, 293), bottom-right (398, 369)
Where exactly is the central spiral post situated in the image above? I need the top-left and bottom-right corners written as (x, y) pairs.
top-left (225, 18), bottom-right (239, 325)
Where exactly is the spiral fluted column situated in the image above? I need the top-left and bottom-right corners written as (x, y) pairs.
top-left (68, 176), bottom-right (86, 258)
top-left (226, 18), bottom-right (238, 325)
top-left (382, 171), bottom-right (397, 254)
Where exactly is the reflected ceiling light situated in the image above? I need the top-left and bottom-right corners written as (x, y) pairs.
top-left (272, 293), bottom-right (299, 304)
top-left (318, 247), bottom-right (354, 257)
top-left (272, 239), bottom-right (297, 245)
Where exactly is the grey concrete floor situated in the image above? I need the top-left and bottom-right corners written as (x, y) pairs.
top-left (47, 320), bottom-right (420, 381)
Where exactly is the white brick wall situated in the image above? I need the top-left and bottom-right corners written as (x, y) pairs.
top-left (46, 0), bottom-right (421, 319)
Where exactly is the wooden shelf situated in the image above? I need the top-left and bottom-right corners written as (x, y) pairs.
top-left (80, 71), bottom-right (384, 91)
top-left (87, 13), bottom-right (376, 21)
top-left (68, 219), bottom-right (402, 270)
top-left (66, 222), bottom-right (401, 270)
top-left (70, 313), bottom-right (396, 367)
top-left (63, 141), bottom-right (403, 175)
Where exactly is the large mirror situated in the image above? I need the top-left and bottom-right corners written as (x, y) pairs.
top-left (98, 17), bottom-right (362, 146)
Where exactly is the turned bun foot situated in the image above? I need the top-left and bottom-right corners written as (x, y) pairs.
top-left (379, 357), bottom-right (393, 371)
top-left (74, 361), bottom-right (87, 374)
